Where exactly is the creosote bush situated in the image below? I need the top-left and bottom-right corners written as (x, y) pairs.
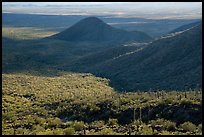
top-left (179, 121), bottom-right (197, 132)
top-left (73, 121), bottom-right (84, 131)
top-left (107, 118), bottom-right (118, 126)
top-left (150, 118), bottom-right (176, 131)
top-left (63, 127), bottom-right (75, 135)
top-left (180, 98), bottom-right (193, 106)
top-left (198, 123), bottom-right (202, 132)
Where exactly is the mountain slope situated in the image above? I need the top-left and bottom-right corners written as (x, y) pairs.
top-left (169, 20), bottom-right (202, 34)
top-left (61, 42), bottom-right (150, 72)
top-left (48, 17), bottom-right (152, 43)
top-left (82, 23), bottom-right (202, 91)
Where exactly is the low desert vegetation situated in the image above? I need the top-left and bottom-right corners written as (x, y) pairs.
top-left (2, 73), bottom-right (202, 135)
top-left (2, 27), bottom-right (57, 40)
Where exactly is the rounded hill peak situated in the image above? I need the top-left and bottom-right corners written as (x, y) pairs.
top-left (83, 17), bottom-right (102, 21)
top-left (77, 16), bottom-right (105, 25)
top-left (48, 16), bottom-right (152, 42)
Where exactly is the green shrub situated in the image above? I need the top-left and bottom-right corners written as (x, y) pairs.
top-left (63, 127), bottom-right (75, 135)
top-left (198, 123), bottom-right (202, 132)
top-left (163, 120), bottom-right (176, 131)
top-left (90, 105), bottom-right (100, 112)
top-left (2, 128), bottom-right (14, 135)
top-left (47, 117), bottom-right (62, 128)
top-left (179, 122), bottom-right (197, 132)
top-left (63, 121), bottom-right (74, 128)
top-left (107, 118), bottom-right (118, 126)
top-left (53, 128), bottom-right (63, 135)
top-left (16, 128), bottom-right (25, 135)
top-left (91, 120), bottom-right (105, 128)
top-left (180, 99), bottom-right (193, 106)
top-left (150, 118), bottom-right (163, 127)
top-left (163, 98), bottom-right (173, 104)
top-left (73, 121), bottom-right (84, 131)
top-left (95, 127), bottom-right (116, 135)
top-left (31, 125), bottom-right (45, 135)
top-left (159, 130), bottom-right (174, 135)
top-left (36, 117), bottom-right (46, 125)
top-left (133, 120), bottom-right (140, 126)
top-left (37, 129), bottom-right (53, 135)
top-left (139, 124), bottom-right (153, 135)
top-left (150, 118), bottom-right (176, 131)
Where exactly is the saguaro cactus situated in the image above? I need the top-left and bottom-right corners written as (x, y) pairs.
top-left (128, 125), bottom-right (132, 135)
top-left (133, 107), bottom-right (136, 124)
top-left (140, 107), bottom-right (142, 124)
top-left (118, 95), bottom-right (120, 112)
top-left (148, 104), bottom-right (150, 123)
top-left (185, 92), bottom-right (187, 98)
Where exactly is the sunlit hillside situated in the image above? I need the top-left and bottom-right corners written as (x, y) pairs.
top-left (2, 73), bottom-right (202, 135)
top-left (2, 27), bottom-right (57, 40)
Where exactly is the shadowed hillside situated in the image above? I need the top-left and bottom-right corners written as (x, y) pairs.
top-left (169, 20), bottom-right (202, 34)
top-left (85, 24), bottom-right (202, 91)
top-left (48, 22), bottom-right (202, 91)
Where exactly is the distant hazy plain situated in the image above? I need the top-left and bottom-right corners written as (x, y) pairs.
top-left (2, 2), bottom-right (202, 19)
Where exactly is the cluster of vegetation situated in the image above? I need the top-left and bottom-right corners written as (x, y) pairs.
top-left (2, 73), bottom-right (202, 135)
